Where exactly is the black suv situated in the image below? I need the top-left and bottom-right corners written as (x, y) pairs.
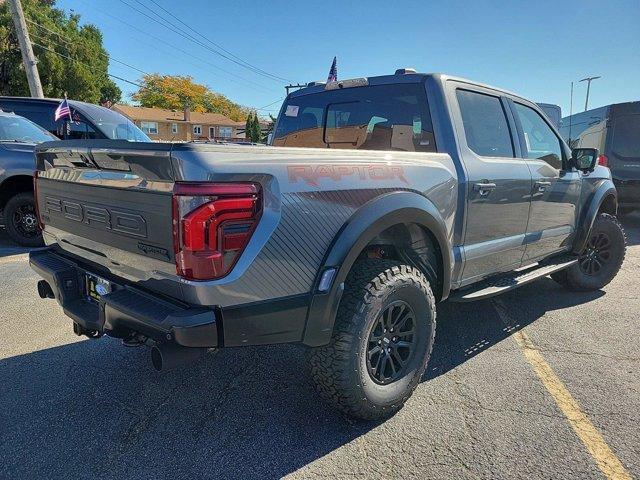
top-left (561, 102), bottom-right (640, 213)
top-left (0, 97), bottom-right (149, 142)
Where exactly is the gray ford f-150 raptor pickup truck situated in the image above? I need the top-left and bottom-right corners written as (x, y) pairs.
top-left (29, 72), bottom-right (626, 420)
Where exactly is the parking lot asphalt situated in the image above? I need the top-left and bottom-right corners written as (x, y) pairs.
top-left (0, 214), bottom-right (638, 480)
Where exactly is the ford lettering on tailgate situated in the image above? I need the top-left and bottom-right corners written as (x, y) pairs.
top-left (43, 196), bottom-right (148, 238)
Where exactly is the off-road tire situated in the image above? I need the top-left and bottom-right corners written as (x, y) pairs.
top-left (4, 192), bottom-right (43, 247)
top-left (552, 213), bottom-right (626, 291)
top-left (309, 259), bottom-right (437, 420)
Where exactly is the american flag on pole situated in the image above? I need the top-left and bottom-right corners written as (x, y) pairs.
top-left (326, 56), bottom-right (337, 83)
top-left (54, 98), bottom-right (72, 122)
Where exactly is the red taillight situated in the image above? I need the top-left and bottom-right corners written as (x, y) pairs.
top-left (33, 170), bottom-right (44, 230)
top-left (597, 154), bottom-right (608, 167)
top-left (172, 183), bottom-right (261, 280)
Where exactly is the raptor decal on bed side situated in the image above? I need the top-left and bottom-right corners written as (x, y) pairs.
top-left (288, 164), bottom-right (408, 187)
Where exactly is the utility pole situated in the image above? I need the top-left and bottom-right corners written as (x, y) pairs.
top-left (7, 0), bottom-right (44, 98)
top-left (579, 76), bottom-right (601, 112)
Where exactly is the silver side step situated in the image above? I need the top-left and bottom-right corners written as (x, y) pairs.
top-left (449, 257), bottom-right (578, 302)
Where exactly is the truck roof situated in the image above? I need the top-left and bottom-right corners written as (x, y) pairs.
top-left (289, 72), bottom-right (528, 103)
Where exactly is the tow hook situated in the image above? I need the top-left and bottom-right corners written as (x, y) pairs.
top-left (72, 322), bottom-right (102, 339)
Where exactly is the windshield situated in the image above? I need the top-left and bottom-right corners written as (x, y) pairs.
top-left (0, 115), bottom-right (56, 143)
top-left (74, 103), bottom-right (150, 142)
top-left (273, 83), bottom-right (436, 152)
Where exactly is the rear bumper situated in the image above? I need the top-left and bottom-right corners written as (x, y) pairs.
top-left (29, 250), bottom-right (219, 348)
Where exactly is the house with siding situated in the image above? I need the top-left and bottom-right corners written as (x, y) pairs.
top-left (113, 105), bottom-right (246, 142)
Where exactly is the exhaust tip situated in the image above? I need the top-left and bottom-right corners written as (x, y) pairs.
top-left (37, 280), bottom-right (55, 299)
top-left (150, 343), bottom-right (205, 372)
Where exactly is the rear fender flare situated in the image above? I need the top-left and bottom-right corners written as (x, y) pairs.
top-left (302, 191), bottom-right (452, 347)
top-left (573, 180), bottom-right (617, 254)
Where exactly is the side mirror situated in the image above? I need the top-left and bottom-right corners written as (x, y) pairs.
top-left (571, 148), bottom-right (599, 172)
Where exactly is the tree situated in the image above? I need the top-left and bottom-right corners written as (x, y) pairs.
top-left (245, 113), bottom-right (252, 141)
top-left (132, 73), bottom-right (251, 122)
top-left (250, 112), bottom-right (262, 143)
top-left (0, 0), bottom-right (121, 103)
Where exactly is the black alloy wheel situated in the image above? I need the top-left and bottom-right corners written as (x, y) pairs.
top-left (367, 300), bottom-right (417, 385)
top-left (4, 192), bottom-right (44, 247)
top-left (11, 202), bottom-right (39, 240)
top-left (578, 231), bottom-right (612, 276)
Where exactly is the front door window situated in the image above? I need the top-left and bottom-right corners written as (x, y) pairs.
top-left (513, 103), bottom-right (563, 170)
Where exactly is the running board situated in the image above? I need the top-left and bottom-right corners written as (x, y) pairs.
top-left (449, 257), bottom-right (578, 302)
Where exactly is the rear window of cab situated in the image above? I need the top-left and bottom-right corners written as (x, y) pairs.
top-left (273, 84), bottom-right (436, 152)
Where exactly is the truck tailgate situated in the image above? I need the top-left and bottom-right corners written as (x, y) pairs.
top-left (35, 141), bottom-right (177, 286)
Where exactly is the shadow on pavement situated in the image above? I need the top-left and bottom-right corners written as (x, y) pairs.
top-left (0, 276), bottom-right (608, 479)
top-left (0, 338), bottom-right (380, 479)
top-left (425, 277), bottom-right (604, 381)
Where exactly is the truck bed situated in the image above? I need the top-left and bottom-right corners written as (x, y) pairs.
top-left (35, 140), bottom-right (457, 307)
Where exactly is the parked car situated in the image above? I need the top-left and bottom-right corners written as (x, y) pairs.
top-left (0, 97), bottom-right (150, 142)
top-left (0, 111), bottom-right (57, 246)
top-left (30, 71), bottom-right (625, 420)
top-left (560, 102), bottom-right (640, 213)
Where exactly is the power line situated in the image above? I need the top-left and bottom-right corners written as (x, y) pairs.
top-left (26, 19), bottom-right (73, 46)
top-left (145, 0), bottom-right (292, 83)
top-left (29, 25), bottom-right (150, 76)
top-left (79, 0), bottom-right (278, 94)
top-left (132, 0), bottom-right (289, 83)
top-left (120, 0), bottom-right (291, 84)
top-left (255, 98), bottom-right (284, 110)
top-left (30, 40), bottom-right (145, 88)
top-left (30, 40), bottom-right (277, 115)
top-left (29, 7), bottom-right (283, 113)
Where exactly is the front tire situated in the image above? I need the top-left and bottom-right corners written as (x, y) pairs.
top-left (552, 213), bottom-right (626, 291)
top-left (4, 192), bottom-right (43, 247)
top-left (309, 260), bottom-right (436, 420)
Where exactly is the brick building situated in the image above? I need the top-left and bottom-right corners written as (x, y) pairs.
top-left (113, 104), bottom-right (245, 142)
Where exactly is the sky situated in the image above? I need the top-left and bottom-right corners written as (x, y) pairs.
top-left (57, 0), bottom-right (640, 117)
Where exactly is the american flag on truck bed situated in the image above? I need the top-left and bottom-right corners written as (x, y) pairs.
top-left (326, 56), bottom-right (337, 83)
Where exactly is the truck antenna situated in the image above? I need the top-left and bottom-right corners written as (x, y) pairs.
top-left (568, 81), bottom-right (573, 147)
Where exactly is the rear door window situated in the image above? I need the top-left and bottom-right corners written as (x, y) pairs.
top-left (456, 89), bottom-right (514, 158)
top-left (273, 83), bottom-right (436, 152)
top-left (612, 114), bottom-right (640, 158)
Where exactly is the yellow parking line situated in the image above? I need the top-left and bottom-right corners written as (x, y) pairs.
top-left (493, 299), bottom-right (631, 480)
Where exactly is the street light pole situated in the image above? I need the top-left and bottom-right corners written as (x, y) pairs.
top-left (579, 76), bottom-right (601, 112)
top-left (7, 0), bottom-right (44, 98)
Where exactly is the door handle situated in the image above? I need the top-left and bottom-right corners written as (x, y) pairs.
top-left (473, 182), bottom-right (497, 196)
top-left (534, 180), bottom-right (552, 192)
